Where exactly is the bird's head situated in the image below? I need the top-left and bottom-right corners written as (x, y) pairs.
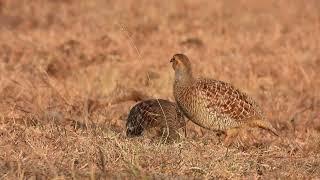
top-left (170, 54), bottom-right (193, 82)
top-left (170, 54), bottom-right (192, 71)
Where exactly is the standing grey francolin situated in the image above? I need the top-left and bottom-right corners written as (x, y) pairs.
top-left (126, 99), bottom-right (186, 142)
top-left (170, 54), bottom-right (278, 146)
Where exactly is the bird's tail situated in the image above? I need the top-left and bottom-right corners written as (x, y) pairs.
top-left (249, 119), bottom-right (279, 137)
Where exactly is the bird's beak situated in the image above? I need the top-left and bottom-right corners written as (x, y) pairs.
top-left (170, 58), bottom-right (174, 63)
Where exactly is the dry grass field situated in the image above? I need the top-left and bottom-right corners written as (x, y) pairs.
top-left (0, 0), bottom-right (319, 179)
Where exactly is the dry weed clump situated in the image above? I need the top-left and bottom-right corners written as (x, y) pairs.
top-left (0, 0), bottom-right (319, 179)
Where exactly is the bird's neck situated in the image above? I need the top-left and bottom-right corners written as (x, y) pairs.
top-left (174, 70), bottom-right (194, 87)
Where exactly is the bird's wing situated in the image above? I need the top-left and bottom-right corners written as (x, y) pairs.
top-left (195, 78), bottom-right (263, 122)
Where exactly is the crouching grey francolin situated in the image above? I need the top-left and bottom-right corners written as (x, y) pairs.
top-left (126, 99), bottom-right (186, 142)
top-left (170, 53), bottom-right (278, 146)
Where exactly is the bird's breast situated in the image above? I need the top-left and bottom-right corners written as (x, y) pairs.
top-left (174, 83), bottom-right (238, 131)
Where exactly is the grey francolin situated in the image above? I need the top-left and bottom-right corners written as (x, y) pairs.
top-left (126, 99), bottom-right (186, 142)
top-left (170, 54), bottom-right (278, 146)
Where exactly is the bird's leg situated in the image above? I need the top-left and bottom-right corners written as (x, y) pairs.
top-left (183, 126), bottom-right (187, 138)
top-left (239, 125), bottom-right (258, 145)
top-left (223, 128), bottom-right (240, 147)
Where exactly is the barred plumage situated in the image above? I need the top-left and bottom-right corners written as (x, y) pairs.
top-left (170, 54), bottom-right (278, 146)
top-left (126, 99), bottom-right (186, 141)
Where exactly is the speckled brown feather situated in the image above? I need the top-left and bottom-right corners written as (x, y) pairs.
top-left (126, 99), bottom-right (186, 140)
top-left (171, 53), bottom-right (278, 143)
top-left (196, 78), bottom-right (263, 123)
